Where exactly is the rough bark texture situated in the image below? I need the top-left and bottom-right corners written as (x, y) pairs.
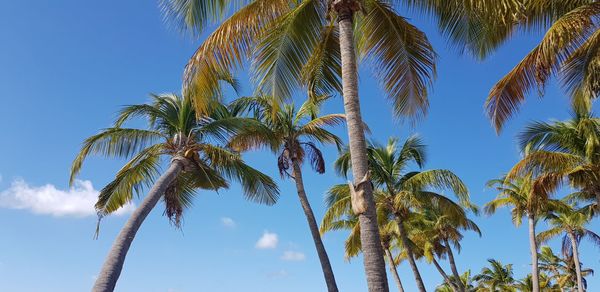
top-left (568, 232), bottom-right (585, 292)
top-left (432, 258), bottom-right (458, 292)
top-left (395, 216), bottom-right (427, 292)
top-left (92, 160), bottom-right (184, 292)
top-left (444, 238), bottom-right (465, 292)
top-left (385, 247), bottom-right (405, 292)
top-left (528, 215), bottom-right (540, 292)
top-left (290, 158), bottom-right (339, 292)
top-left (334, 1), bottom-right (389, 291)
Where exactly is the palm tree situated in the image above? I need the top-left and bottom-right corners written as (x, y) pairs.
top-left (538, 245), bottom-right (594, 291)
top-left (486, 175), bottom-right (565, 292)
top-left (226, 95), bottom-right (343, 292)
top-left (513, 273), bottom-right (559, 292)
top-left (71, 94), bottom-right (279, 292)
top-left (537, 206), bottom-right (600, 292)
top-left (323, 136), bottom-right (471, 292)
top-left (509, 99), bottom-right (600, 213)
top-left (161, 1), bottom-right (438, 289)
top-left (319, 185), bottom-right (406, 291)
top-left (473, 259), bottom-right (516, 292)
top-left (413, 206), bottom-right (481, 292)
top-left (435, 270), bottom-right (477, 292)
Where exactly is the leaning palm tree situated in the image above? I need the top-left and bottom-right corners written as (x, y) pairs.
top-left (473, 259), bottom-right (516, 292)
top-left (71, 94), bottom-right (279, 292)
top-left (323, 136), bottom-right (471, 292)
top-left (486, 174), bottom-right (565, 292)
top-left (226, 95), bottom-right (343, 292)
top-left (161, 1), bottom-right (440, 289)
top-left (537, 206), bottom-right (600, 292)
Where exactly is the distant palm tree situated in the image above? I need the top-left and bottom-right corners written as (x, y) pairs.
top-left (537, 206), bottom-right (600, 292)
top-left (227, 95), bottom-right (343, 292)
top-left (435, 270), bottom-right (477, 292)
top-left (510, 99), bottom-right (600, 213)
top-left (473, 259), bottom-right (516, 292)
top-left (412, 207), bottom-right (481, 292)
top-left (323, 137), bottom-right (471, 292)
top-left (486, 175), bottom-right (564, 292)
top-left (513, 273), bottom-right (559, 292)
top-left (538, 245), bottom-right (594, 291)
top-left (71, 94), bottom-right (279, 292)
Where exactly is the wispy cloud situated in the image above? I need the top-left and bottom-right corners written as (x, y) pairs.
top-left (255, 231), bottom-right (278, 249)
top-left (221, 217), bottom-right (236, 228)
top-left (0, 179), bottom-right (134, 217)
top-left (281, 251), bottom-right (306, 261)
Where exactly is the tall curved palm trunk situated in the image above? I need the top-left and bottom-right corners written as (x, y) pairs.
top-left (444, 238), bottom-right (465, 292)
top-left (395, 217), bottom-right (427, 292)
top-left (384, 247), bottom-right (405, 292)
top-left (290, 159), bottom-right (339, 292)
top-left (333, 1), bottom-right (389, 291)
top-left (528, 214), bottom-right (540, 292)
top-left (567, 232), bottom-right (585, 292)
top-left (92, 160), bottom-right (184, 292)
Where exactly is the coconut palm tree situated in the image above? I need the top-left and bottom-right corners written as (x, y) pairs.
top-left (473, 259), bottom-right (516, 292)
top-left (538, 245), bottom-right (594, 291)
top-left (322, 136), bottom-right (471, 292)
top-left (435, 270), bottom-right (477, 292)
top-left (509, 99), bottom-right (600, 213)
top-left (513, 273), bottom-right (559, 292)
top-left (486, 174), bottom-right (566, 292)
top-left (161, 1), bottom-right (439, 289)
top-left (226, 95), bottom-right (343, 292)
top-left (71, 94), bottom-right (279, 292)
top-left (537, 206), bottom-right (600, 292)
top-left (412, 206), bottom-right (481, 292)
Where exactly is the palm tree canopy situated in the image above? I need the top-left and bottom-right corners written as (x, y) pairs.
top-left (70, 94), bottom-right (279, 226)
top-left (227, 95), bottom-right (344, 177)
top-left (537, 206), bottom-right (600, 256)
top-left (321, 136), bottom-right (475, 258)
top-left (473, 259), bottom-right (516, 291)
top-left (161, 0), bottom-right (436, 122)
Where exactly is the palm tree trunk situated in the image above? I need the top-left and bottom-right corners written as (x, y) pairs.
top-left (528, 214), bottom-right (540, 292)
top-left (333, 1), bottom-right (389, 291)
top-left (432, 258), bottom-right (458, 292)
top-left (385, 247), bottom-right (405, 292)
top-left (444, 238), bottom-right (465, 292)
top-left (92, 160), bottom-right (184, 292)
top-left (290, 158), bottom-right (339, 292)
top-left (567, 231), bottom-right (585, 292)
top-left (394, 216), bottom-right (427, 292)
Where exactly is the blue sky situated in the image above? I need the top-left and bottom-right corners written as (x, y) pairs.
top-left (0, 1), bottom-right (598, 291)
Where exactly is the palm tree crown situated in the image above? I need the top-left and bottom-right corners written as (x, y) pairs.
top-left (71, 94), bottom-right (279, 227)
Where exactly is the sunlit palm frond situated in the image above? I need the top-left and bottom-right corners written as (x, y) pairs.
top-left (70, 128), bottom-right (164, 185)
top-left (359, 0), bottom-right (436, 121)
top-left (96, 144), bottom-right (164, 215)
top-left (486, 2), bottom-right (600, 132)
top-left (251, 0), bottom-right (325, 100)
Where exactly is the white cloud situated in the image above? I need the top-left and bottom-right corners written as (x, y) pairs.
top-left (221, 217), bottom-right (236, 228)
top-left (0, 179), bottom-right (134, 217)
top-left (281, 251), bottom-right (306, 261)
top-left (255, 231), bottom-right (278, 249)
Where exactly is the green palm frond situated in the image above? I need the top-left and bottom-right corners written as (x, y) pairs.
top-left (96, 144), bottom-right (164, 215)
top-left (251, 0), bottom-right (325, 100)
top-left (359, 0), bottom-right (436, 121)
top-left (70, 128), bottom-right (164, 185)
